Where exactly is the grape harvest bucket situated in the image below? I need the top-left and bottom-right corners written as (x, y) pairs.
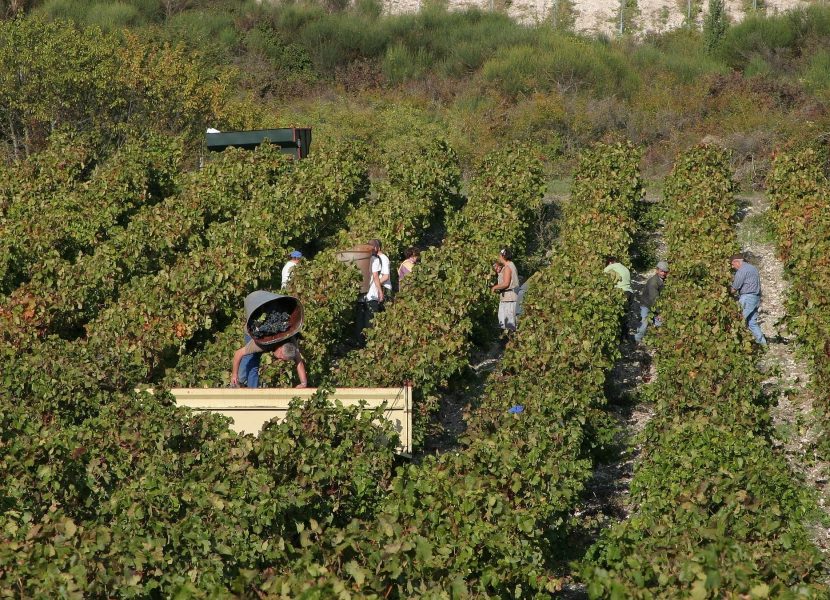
top-left (243, 290), bottom-right (304, 348)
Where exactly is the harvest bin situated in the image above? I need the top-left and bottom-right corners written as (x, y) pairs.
top-left (243, 290), bottom-right (304, 348)
top-left (206, 128), bottom-right (311, 159)
top-left (171, 386), bottom-right (413, 456)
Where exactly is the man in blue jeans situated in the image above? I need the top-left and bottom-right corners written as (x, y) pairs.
top-left (238, 333), bottom-right (260, 387)
top-left (635, 260), bottom-right (669, 343)
top-left (730, 253), bottom-right (767, 346)
top-left (231, 335), bottom-right (308, 389)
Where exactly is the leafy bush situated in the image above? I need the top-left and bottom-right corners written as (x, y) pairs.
top-left (0, 17), bottom-right (232, 158)
top-left (803, 49), bottom-right (830, 96)
top-left (254, 140), bottom-right (643, 597)
top-left (382, 42), bottom-right (432, 84)
top-left (0, 132), bottom-right (181, 296)
top-left (160, 9), bottom-right (238, 62)
top-left (37, 0), bottom-right (160, 24)
top-left (0, 144), bottom-right (293, 348)
top-left (255, 394), bottom-right (399, 526)
top-left (2, 142), bottom-right (368, 424)
top-left (633, 31), bottom-right (727, 84)
top-left (0, 390), bottom-right (398, 597)
top-left (481, 36), bottom-right (638, 99)
top-left (334, 144), bottom-right (546, 441)
top-left (586, 420), bottom-right (825, 598)
top-left (718, 13), bottom-right (799, 70)
top-left (165, 138), bottom-right (461, 388)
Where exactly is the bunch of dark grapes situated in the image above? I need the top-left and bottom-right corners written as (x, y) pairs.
top-left (251, 310), bottom-right (291, 338)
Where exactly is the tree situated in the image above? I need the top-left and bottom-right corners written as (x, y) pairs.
top-left (0, 18), bottom-right (120, 158)
top-left (0, 18), bottom-right (233, 159)
top-left (616, 0), bottom-right (640, 35)
top-left (703, 0), bottom-right (729, 54)
top-left (549, 0), bottom-right (576, 32)
top-left (676, 0), bottom-right (703, 28)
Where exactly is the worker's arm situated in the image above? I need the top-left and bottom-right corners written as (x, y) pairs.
top-left (294, 355), bottom-right (308, 389)
top-left (491, 266), bottom-right (510, 293)
top-left (230, 346), bottom-right (247, 386)
top-left (379, 257), bottom-right (390, 285)
top-left (372, 268), bottom-right (384, 302)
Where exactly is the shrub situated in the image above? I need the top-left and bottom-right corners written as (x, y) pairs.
top-left (803, 49), bottom-right (830, 96)
top-left (718, 13), bottom-right (798, 71)
top-left (582, 145), bottom-right (827, 597)
top-left (703, 0), bottom-right (729, 54)
top-left (162, 9), bottom-right (238, 62)
top-left (481, 35), bottom-right (638, 99)
top-left (382, 42), bottom-right (431, 83)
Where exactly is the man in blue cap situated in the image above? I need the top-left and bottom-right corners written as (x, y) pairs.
top-left (282, 250), bottom-right (303, 289)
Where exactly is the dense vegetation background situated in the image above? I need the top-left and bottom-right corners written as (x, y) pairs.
top-left (2, 2), bottom-right (830, 597)
top-left (2, 0), bottom-right (830, 183)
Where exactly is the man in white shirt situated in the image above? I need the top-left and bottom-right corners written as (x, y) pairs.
top-left (281, 250), bottom-right (303, 289)
top-left (355, 239), bottom-right (389, 343)
top-left (368, 239), bottom-right (392, 301)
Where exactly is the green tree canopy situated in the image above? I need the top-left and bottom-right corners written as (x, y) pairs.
top-left (0, 17), bottom-right (234, 159)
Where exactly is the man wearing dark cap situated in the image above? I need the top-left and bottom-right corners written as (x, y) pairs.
top-left (730, 253), bottom-right (767, 345)
top-left (635, 260), bottom-right (669, 343)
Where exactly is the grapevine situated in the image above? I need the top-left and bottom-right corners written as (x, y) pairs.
top-left (582, 145), bottom-right (827, 597)
top-left (767, 145), bottom-right (830, 459)
top-left (0, 145), bottom-right (291, 347)
top-left (165, 138), bottom-right (460, 388)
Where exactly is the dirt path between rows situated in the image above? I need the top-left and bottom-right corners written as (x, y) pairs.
top-left (558, 209), bottom-right (664, 597)
top-left (737, 193), bottom-right (830, 558)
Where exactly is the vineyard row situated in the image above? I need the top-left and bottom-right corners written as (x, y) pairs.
top-left (767, 145), bottom-right (830, 461)
top-left (165, 139), bottom-right (461, 389)
top-left (583, 145), bottom-right (827, 597)
top-left (252, 141), bottom-right (644, 595)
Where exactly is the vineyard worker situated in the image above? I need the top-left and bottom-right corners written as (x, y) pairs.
top-left (398, 246), bottom-right (420, 283)
top-left (281, 250), bottom-right (303, 289)
top-left (369, 239), bottom-right (392, 301)
top-left (604, 256), bottom-right (633, 342)
top-left (237, 332), bottom-right (261, 388)
top-left (231, 338), bottom-right (308, 389)
top-left (634, 260), bottom-right (669, 343)
top-left (355, 241), bottom-right (386, 341)
top-left (491, 248), bottom-right (520, 332)
top-left (730, 253), bottom-right (767, 345)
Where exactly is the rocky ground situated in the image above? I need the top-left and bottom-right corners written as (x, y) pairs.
top-left (558, 216), bottom-right (665, 597)
top-left (381, 0), bottom-right (809, 36)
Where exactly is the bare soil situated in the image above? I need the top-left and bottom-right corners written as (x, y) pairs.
top-left (557, 229), bottom-right (664, 596)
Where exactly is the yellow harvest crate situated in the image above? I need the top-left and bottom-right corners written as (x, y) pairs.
top-left (169, 386), bottom-right (413, 456)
